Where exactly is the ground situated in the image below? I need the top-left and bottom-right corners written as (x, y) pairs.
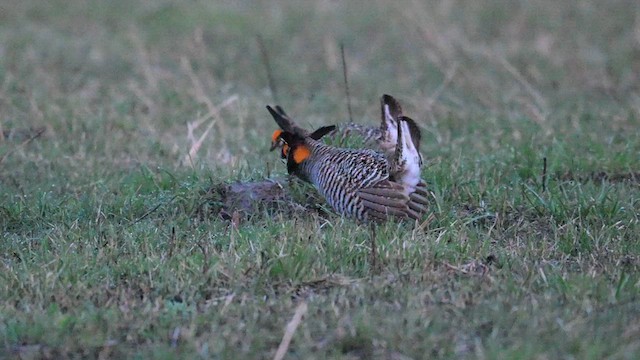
top-left (1, 1), bottom-right (639, 359)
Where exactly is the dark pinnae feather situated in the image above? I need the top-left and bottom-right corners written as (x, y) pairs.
top-left (309, 125), bottom-right (337, 140)
top-left (400, 115), bottom-right (421, 152)
top-left (381, 94), bottom-right (403, 121)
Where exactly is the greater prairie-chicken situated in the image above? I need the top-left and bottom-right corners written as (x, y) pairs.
top-left (267, 95), bottom-right (429, 222)
top-left (269, 94), bottom-right (409, 157)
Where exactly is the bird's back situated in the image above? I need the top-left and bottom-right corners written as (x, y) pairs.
top-left (298, 139), bottom-right (392, 220)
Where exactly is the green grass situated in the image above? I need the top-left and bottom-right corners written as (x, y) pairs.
top-left (1, 0), bottom-right (640, 358)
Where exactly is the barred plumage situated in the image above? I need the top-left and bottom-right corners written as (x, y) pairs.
top-left (270, 95), bottom-right (416, 161)
top-left (320, 94), bottom-right (411, 157)
top-left (267, 95), bottom-right (429, 223)
top-left (330, 122), bottom-right (382, 146)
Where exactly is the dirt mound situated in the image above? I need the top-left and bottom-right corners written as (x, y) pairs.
top-left (199, 177), bottom-right (325, 222)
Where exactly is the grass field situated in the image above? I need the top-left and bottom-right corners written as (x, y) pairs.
top-left (1, 0), bottom-right (640, 358)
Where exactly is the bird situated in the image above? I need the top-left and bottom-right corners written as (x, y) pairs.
top-left (269, 117), bottom-right (336, 159)
top-left (269, 95), bottom-right (415, 159)
top-left (330, 93), bottom-right (410, 157)
top-left (267, 95), bottom-right (429, 222)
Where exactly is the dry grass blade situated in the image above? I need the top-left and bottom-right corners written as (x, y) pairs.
top-left (426, 63), bottom-right (458, 110)
top-left (496, 55), bottom-right (548, 115)
top-left (184, 95), bottom-right (238, 165)
top-left (130, 195), bottom-right (178, 227)
top-left (0, 127), bottom-right (46, 165)
top-left (129, 28), bottom-right (158, 91)
top-left (257, 35), bottom-right (279, 103)
top-left (273, 301), bottom-right (308, 360)
top-left (340, 43), bottom-right (353, 123)
top-left (181, 56), bottom-right (216, 114)
top-left (186, 118), bottom-right (216, 165)
top-left (181, 56), bottom-right (239, 164)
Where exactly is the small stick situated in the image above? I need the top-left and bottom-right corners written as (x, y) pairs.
top-left (257, 35), bottom-right (279, 103)
top-left (273, 301), bottom-right (308, 360)
top-left (340, 43), bottom-right (354, 123)
top-left (168, 226), bottom-right (176, 259)
top-left (130, 195), bottom-right (178, 226)
top-left (542, 157), bottom-right (547, 193)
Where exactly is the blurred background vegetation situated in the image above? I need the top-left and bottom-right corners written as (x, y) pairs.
top-left (2, 0), bottom-right (638, 174)
top-left (1, 1), bottom-right (639, 358)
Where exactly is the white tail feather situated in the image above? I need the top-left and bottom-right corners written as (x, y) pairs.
top-left (397, 118), bottom-right (421, 190)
